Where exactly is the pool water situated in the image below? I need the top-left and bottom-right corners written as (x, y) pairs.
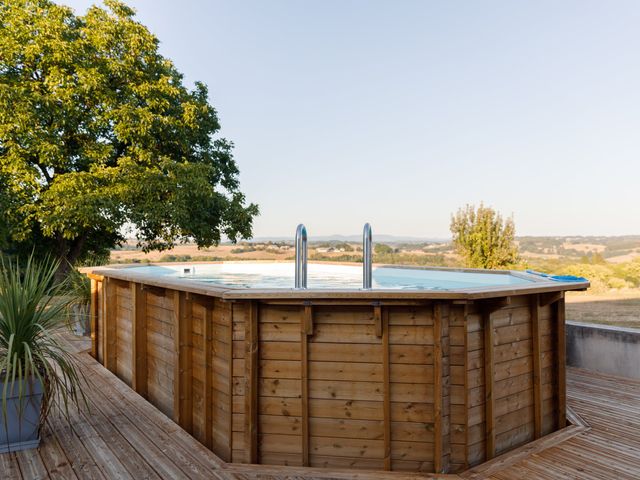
top-left (125, 262), bottom-right (533, 290)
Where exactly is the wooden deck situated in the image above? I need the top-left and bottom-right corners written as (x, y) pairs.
top-left (2, 337), bottom-right (640, 479)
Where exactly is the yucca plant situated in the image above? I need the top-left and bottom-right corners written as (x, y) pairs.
top-left (0, 254), bottom-right (86, 452)
top-left (65, 267), bottom-right (92, 336)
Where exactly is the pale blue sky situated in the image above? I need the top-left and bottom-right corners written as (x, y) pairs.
top-left (60, 0), bottom-right (640, 238)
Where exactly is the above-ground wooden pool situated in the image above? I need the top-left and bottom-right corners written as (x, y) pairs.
top-left (85, 262), bottom-right (588, 474)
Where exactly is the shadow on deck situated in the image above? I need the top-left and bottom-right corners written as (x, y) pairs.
top-left (1, 335), bottom-right (640, 479)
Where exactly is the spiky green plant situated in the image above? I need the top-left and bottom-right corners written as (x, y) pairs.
top-left (65, 267), bottom-right (92, 334)
top-left (0, 254), bottom-right (86, 430)
top-left (66, 268), bottom-right (92, 306)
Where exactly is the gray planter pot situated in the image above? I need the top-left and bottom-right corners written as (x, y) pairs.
top-left (0, 377), bottom-right (43, 453)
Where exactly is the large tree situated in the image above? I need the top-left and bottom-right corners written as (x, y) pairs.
top-left (450, 203), bottom-right (519, 269)
top-left (0, 0), bottom-right (258, 275)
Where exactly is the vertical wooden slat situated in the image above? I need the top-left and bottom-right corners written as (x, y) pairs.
top-left (531, 294), bottom-right (542, 438)
top-left (227, 301), bottom-right (234, 460)
top-left (245, 301), bottom-right (259, 464)
top-left (173, 291), bottom-right (193, 432)
top-left (97, 280), bottom-right (104, 363)
top-left (131, 283), bottom-right (147, 398)
top-left (463, 304), bottom-right (469, 469)
top-left (434, 302), bottom-right (443, 473)
top-left (374, 304), bottom-right (383, 338)
top-left (556, 295), bottom-right (567, 429)
top-left (90, 278), bottom-right (99, 359)
top-left (301, 304), bottom-right (312, 466)
top-left (172, 290), bottom-right (181, 423)
top-left (483, 308), bottom-right (495, 460)
top-left (104, 278), bottom-right (117, 373)
top-left (382, 307), bottom-right (391, 470)
top-left (204, 300), bottom-right (214, 450)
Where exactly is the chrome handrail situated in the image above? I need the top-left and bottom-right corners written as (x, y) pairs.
top-left (295, 224), bottom-right (308, 289)
top-left (363, 223), bottom-right (372, 289)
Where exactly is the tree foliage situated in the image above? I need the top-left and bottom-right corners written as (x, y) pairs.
top-left (450, 203), bottom-right (519, 269)
top-left (0, 0), bottom-right (258, 273)
top-left (374, 243), bottom-right (394, 255)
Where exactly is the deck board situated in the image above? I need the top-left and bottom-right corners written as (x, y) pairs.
top-left (1, 336), bottom-right (640, 479)
top-left (469, 368), bottom-right (640, 480)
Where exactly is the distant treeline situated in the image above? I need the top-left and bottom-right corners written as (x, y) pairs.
top-left (517, 235), bottom-right (640, 259)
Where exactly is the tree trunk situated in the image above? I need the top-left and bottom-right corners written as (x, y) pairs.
top-left (53, 233), bottom-right (87, 284)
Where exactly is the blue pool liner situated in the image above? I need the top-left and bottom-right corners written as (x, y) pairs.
top-left (526, 270), bottom-right (588, 283)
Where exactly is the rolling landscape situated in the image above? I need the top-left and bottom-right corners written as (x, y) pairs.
top-left (109, 235), bottom-right (640, 328)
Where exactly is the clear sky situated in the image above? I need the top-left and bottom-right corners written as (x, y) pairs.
top-left (59, 0), bottom-right (640, 239)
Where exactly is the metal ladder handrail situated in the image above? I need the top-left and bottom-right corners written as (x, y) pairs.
top-left (295, 224), bottom-right (308, 289)
top-left (363, 223), bottom-right (372, 289)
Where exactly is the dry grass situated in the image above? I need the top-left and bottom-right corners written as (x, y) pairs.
top-left (562, 242), bottom-right (606, 253)
top-left (566, 290), bottom-right (640, 328)
top-left (110, 244), bottom-right (291, 262)
top-left (606, 249), bottom-right (640, 264)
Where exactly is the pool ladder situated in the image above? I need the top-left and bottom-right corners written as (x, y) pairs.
top-left (294, 223), bottom-right (373, 290)
top-left (295, 224), bottom-right (308, 288)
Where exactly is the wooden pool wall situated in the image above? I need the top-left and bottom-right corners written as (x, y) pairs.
top-left (87, 274), bottom-right (568, 474)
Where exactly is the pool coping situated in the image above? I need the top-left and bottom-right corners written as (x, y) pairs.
top-left (83, 261), bottom-right (590, 300)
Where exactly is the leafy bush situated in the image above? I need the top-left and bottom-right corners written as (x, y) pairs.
top-left (451, 203), bottom-right (519, 268)
top-left (158, 255), bottom-right (193, 262)
top-left (374, 244), bottom-right (394, 255)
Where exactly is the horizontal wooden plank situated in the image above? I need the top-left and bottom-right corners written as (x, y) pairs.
top-left (310, 380), bottom-right (384, 402)
top-left (259, 323), bottom-right (300, 342)
top-left (312, 323), bottom-right (381, 344)
top-left (389, 325), bottom-right (434, 345)
top-left (493, 322), bottom-right (532, 346)
top-left (308, 399), bottom-right (383, 421)
top-left (259, 434), bottom-right (303, 454)
top-left (309, 361), bottom-right (383, 382)
top-left (260, 452), bottom-right (303, 466)
top-left (309, 437), bottom-right (384, 459)
top-left (260, 341), bottom-right (301, 361)
top-left (391, 441), bottom-right (435, 461)
top-left (494, 339), bottom-right (532, 363)
top-left (390, 345), bottom-right (434, 365)
top-left (260, 360), bottom-right (301, 379)
top-left (309, 418), bottom-right (385, 440)
top-left (313, 307), bottom-right (374, 325)
top-left (387, 308), bottom-right (434, 326)
top-left (260, 305), bottom-right (302, 323)
top-left (259, 414), bottom-right (303, 436)
top-left (390, 422), bottom-right (435, 443)
top-left (308, 343), bottom-right (382, 363)
top-left (309, 455), bottom-right (384, 470)
top-left (259, 396), bottom-right (302, 417)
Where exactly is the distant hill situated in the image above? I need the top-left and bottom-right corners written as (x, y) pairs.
top-left (250, 234), bottom-right (448, 244)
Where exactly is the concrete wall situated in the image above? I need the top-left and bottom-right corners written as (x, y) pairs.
top-left (566, 321), bottom-right (640, 380)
